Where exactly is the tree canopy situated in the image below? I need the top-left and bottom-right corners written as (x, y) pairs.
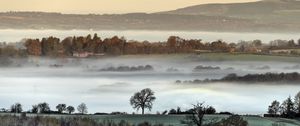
top-left (130, 88), bottom-right (156, 115)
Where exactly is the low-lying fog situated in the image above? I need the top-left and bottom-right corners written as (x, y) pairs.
top-left (1, 29), bottom-right (300, 43)
top-left (1, 55), bottom-right (300, 115)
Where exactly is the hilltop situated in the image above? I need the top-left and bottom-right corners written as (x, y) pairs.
top-left (160, 0), bottom-right (300, 24)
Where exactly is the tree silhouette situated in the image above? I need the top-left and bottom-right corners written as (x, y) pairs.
top-left (32, 105), bottom-right (38, 113)
top-left (268, 100), bottom-right (280, 115)
top-left (280, 96), bottom-right (295, 118)
top-left (77, 103), bottom-right (88, 114)
top-left (130, 88), bottom-right (156, 115)
top-left (10, 103), bottom-right (22, 113)
top-left (294, 91), bottom-right (300, 114)
top-left (181, 102), bottom-right (206, 126)
top-left (38, 102), bottom-right (50, 113)
top-left (66, 106), bottom-right (75, 114)
top-left (56, 104), bottom-right (66, 114)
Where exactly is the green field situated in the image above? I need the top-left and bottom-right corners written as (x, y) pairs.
top-left (117, 53), bottom-right (300, 63)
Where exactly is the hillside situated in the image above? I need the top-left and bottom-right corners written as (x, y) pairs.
top-left (1, 0), bottom-right (300, 32)
top-left (0, 12), bottom-right (274, 32)
top-left (160, 0), bottom-right (300, 24)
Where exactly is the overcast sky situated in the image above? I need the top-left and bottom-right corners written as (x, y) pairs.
top-left (0, 0), bottom-right (259, 14)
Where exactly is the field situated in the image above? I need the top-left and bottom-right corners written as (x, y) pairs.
top-left (2, 113), bottom-right (300, 126)
top-left (89, 115), bottom-right (300, 126)
top-left (118, 53), bottom-right (300, 63)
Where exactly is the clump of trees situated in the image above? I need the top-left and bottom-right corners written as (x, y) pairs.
top-left (221, 72), bottom-right (300, 83)
top-left (266, 91), bottom-right (300, 118)
top-left (167, 106), bottom-right (216, 115)
top-left (177, 72), bottom-right (300, 84)
top-left (23, 35), bottom-right (208, 57)
top-left (99, 65), bottom-right (154, 72)
top-left (2, 34), bottom-right (300, 59)
top-left (0, 102), bottom-right (87, 115)
top-left (193, 65), bottom-right (221, 72)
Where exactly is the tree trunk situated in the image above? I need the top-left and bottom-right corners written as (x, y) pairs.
top-left (142, 107), bottom-right (144, 115)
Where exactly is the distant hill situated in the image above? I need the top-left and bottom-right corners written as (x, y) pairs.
top-left (160, 0), bottom-right (300, 17)
top-left (1, 0), bottom-right (300, 32)
top-left (0, 12), bottom-right (274, 32)
top-left (160, 0), bottom-right (300, 23)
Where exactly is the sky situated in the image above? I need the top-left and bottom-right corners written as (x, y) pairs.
top-left (0, 0), bottom-right (260, 14)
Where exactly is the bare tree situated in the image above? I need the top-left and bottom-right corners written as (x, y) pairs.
top-left (130, 88), bottom-right (156, 115)
top-left (77, 103), bottom-right (88, 114)
top-left (181, 102), bottom-right (206, 126)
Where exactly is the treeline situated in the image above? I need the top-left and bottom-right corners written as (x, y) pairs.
top-left (99, 65), bottom-right (154, 72)
top-left (221, 72), bottom-right (300, 83)
top-left (2, 34), bottom-right (300, 58)
top-left (163, 106), bottom-right (217, 115)
top-left (23, 35), bottom-right (207, 57)
top-left (1, 102), bottom-right (87, 115)
top-left (265, 91), bottom-right (300, 119)
top-left (176, 72), bottom-right (300, 84)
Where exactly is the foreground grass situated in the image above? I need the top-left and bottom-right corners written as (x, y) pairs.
top-left (1, 114), bottom-right (300, 126)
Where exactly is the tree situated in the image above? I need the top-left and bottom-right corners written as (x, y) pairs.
top-left (56, 104), bottom-right (66, 113)
top-left (38, 102), bottom-right (50, 113)
top-left (177, 107), bottom-right (182, 114)
top-left (10, 103), bottom-right (22, 113)
top-left (205, 106), bottom-right (216, 114)
top-left (280, 96), bottom-right (295, 117)
top-left (168, 109), bottom-right (177, 115)
top-left (288, 39), bottom-right (296, 47)
top-left (66, 106), bottom-right (75, 114)
top-left (294, 91), bottom-right (300, 114)
top-left (181, 102), bottom-right (206, 126)
top-left (268, 100), bottom-right (280, 115)
top-left (77, 103), bottom-right (88, 114)
top-left (252, 40), bottom-right (262, 48)
top-left (130, 88), bottom-right (156, 115)
top-left (32, 105), bottom-right (38, 113)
